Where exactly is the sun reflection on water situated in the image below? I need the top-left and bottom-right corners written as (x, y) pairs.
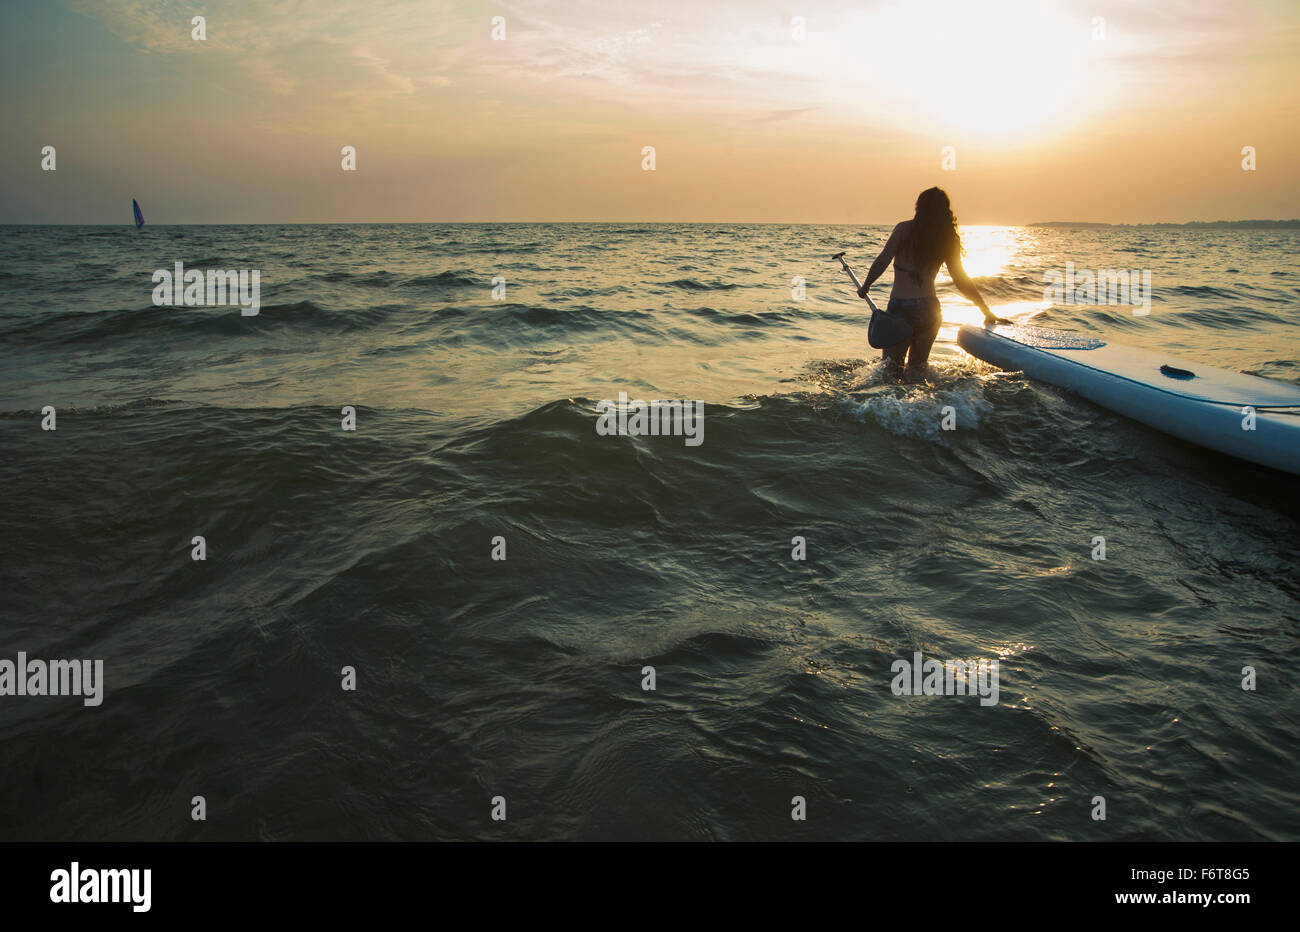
top-left (955, 225), bottom-right (1026, 278)
top-left (941, 225), bottom-right (1048, 325)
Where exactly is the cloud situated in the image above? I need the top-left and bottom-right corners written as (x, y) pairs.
top-left (753, 107), bottom-right (820, 122)
top-left (347, 44), bottom-right (417, 95)
top-left (61, 0), bottom-right (466, 102)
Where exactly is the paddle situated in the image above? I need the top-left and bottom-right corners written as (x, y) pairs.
top-left (831, 251), bottom-right (880, 314)
top-left (832, 251), bottom-right (913, 348)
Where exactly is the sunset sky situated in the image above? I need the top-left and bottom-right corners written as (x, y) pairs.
top-left (3, 0), bottom-right (1297, 224)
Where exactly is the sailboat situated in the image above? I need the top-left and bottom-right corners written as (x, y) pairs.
top-left (132, 199), bottom-right (145, 229)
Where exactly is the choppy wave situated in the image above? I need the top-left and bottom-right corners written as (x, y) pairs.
top-left (665, 278), bottom-right (743, 291)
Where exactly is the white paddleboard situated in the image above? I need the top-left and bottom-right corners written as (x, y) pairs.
top-left (957, 324), bottom-right (1300, 474)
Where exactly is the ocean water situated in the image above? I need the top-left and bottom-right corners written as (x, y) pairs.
top-left (0, 222), bottom-right (1297, 841)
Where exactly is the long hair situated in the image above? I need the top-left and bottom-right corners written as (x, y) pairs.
top-left (898, 187), bottom-right (962, 284)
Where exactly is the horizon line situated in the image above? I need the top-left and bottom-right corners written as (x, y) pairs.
top-left (3, 219), bottom-right (1298, 227)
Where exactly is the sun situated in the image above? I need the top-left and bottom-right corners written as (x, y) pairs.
top-left (831, 0), bottom-right (1096, 141)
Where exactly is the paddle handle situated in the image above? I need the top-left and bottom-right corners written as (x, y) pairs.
top-left (836, 257), bottom-right (880, 312)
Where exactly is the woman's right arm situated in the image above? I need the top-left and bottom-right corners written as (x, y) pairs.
top-left (945, 245), bottom-right (1002, 325)
top-left (859, 223), bottom-right (903, 297)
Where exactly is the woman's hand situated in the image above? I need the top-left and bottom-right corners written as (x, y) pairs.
top-left (981, 304), bottom-right (1011, 326)
top-left (857, 283), bottom-right (870, 300)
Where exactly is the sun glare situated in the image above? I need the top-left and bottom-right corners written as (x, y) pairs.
top-left (955, 225), bottom-right (1018, 278)
top-left (841, 0), bottom-right (1094, 140)
top-left (940, 226), bottom-right (1048, 324)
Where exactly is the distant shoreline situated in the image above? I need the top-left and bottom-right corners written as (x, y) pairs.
top-left (1028, 220), bottom-right (1300, 229)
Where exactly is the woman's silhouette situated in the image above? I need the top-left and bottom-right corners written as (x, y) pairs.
top-left (859, 187), bottom-right (1001, 378)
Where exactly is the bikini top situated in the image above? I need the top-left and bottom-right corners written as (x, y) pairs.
top-left (895, 256), bottom-right (935, 285)
top-left (895, 223), bottom-right (945, 284)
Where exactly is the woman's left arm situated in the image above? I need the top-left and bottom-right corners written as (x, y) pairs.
top-left (858, 223), bottom-right (902, 297)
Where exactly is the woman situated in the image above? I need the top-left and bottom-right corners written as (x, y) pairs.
top-left (858, 187), bottom-right (1002, 378)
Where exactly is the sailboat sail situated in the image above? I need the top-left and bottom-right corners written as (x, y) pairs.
top-left (132, 199), bottom-right (144, 229)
